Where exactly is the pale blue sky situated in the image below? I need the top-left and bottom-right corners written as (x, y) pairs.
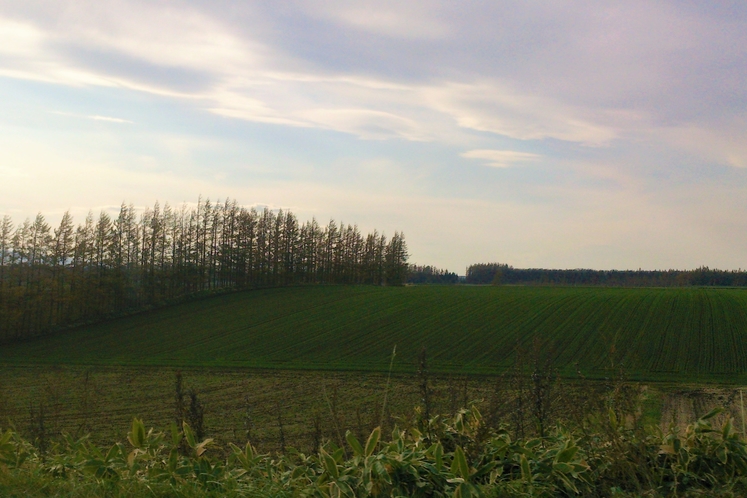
top-left (1, 1), bottom-right (746, 272)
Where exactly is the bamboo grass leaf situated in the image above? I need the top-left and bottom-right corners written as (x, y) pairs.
top-left (365, 427), bottom-right (380, 457)
top-left (346, 430), bottom-right (363, 457)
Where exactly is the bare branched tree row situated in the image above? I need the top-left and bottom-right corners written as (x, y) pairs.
top-left (0, 198), bottom-right (408, 343)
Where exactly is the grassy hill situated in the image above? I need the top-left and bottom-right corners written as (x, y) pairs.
top-left (3, 285), bottom-right (747, 382)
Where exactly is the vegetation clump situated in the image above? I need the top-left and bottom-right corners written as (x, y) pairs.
top-left (2, 402), bottom-right (747, 497)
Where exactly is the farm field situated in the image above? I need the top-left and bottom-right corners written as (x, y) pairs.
top-left (0, 364), bottom-right (738, 453)
top-left (0, 365), bottom-right (492, 451)
top-left (2, 285), bottom-right (747, 382)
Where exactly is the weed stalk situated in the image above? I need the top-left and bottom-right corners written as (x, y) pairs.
top-left (380, 345), bottom-right (397, 430)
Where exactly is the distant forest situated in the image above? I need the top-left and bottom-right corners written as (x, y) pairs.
top-left (466, 263), bottom-right (747, 287)
top-left (406, 265), bottom-right (460, 284)
top-left (0, 198), bottom-right (408, 343)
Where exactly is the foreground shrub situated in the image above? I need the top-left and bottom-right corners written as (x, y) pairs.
top-left (2, 407), bottom-right (747, 497)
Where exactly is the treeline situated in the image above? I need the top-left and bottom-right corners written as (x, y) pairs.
top-left (0, 198), bottom-right (408, 343)
top-left (466, 263), bottom-right (747, 287)
top-left (406, 264), bottom-right (459, 284)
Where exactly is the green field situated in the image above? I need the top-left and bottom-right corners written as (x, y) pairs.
top-left (3, 285), bottom-right (747, 382)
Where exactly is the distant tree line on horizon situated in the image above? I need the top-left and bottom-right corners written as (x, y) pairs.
top-left (406, 265), bottom-right (460, 284)
top-left (0, 198), bottom-right (408, 343)
top-left (466, 263), bottom-right (747, 287)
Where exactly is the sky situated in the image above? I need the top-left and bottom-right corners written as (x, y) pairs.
top-left (1, 1), bottom-right (746, 273)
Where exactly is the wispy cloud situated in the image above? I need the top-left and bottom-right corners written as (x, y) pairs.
top-left (461, 149), bottom-right (542, 168)
top-left (303, 2), bottom-right (451, 40)
top-left (0, 16), bottom-right (43, 56)
top-left (424, 83), bottom-right (622, 145)
top-left (50, 111), bottom-right (133, 124)
top-left (88, 115), bottom-right (133, 124)
top-left (0, 6), bottom-right (635, 145)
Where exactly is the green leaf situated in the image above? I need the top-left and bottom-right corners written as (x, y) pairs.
top-left (702, 407), bottom-right (723, 420)
top-left (455, 482), bottom-right (479, 498)
top-left (168, 448), bottom-right (178, 473)
top-left (329, 481), bottom-right (341, 498)
top-left (454, 483), bottom-right (464, 498)
top-left (127, 418), bottom-right (145, 448)
top-left (717, 446), bottom-right (728, 465)
top-left (608, 409), bottom-right (618, 429)
top-left (346, 430), bottom-right (364, 457)
top-left (170, 422), bottom-right (182, 447)
top-left (557, 472), bottom-right (579, 493)
top-left (433, 442), bottom-right (444, 471)
top-left (183, 422), bottom-right (196, 449)
top-left (320, 448), bottom-right (339, 479)
top-left (451, 446), bottom-right (470, 480)
top-left (723, 418), bottom-right (733, 439)
top-left (104, 443), bottom-right (120, 463)
top-left (243, 441), bottom-right (254, 461)
top-left (472, 461), bottom-right (497, 480)
top-left (365, 427), bottom-right (380, 457)
top-left (555, 445), bottom-right (578, 464)
top-left (373, 460), bottom-right (392, 485)
top-left (520, 454), bottom-right (532, 483)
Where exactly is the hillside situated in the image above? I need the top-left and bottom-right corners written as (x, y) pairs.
top-left (3, 285), bottom-right (747, 381)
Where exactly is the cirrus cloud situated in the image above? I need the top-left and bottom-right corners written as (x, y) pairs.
top-left (461, 149), bottom-right (542, 168)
